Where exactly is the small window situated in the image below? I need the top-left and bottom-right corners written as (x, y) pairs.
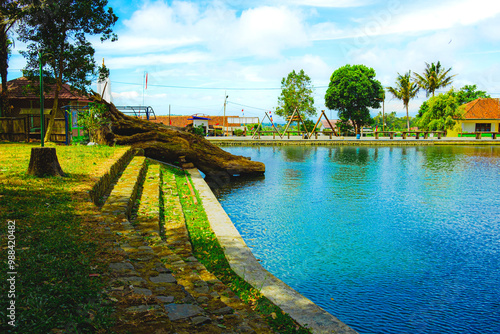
top-left (475, 123), bottom-right (491, 132)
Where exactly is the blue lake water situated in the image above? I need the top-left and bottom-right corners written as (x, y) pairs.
top-left (212, 145), bottom-right (500, 334)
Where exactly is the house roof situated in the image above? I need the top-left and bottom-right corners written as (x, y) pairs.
top-left (188, 116), bottom-right (211, 120)
top-left (152, 115), bottom-right (243, 128)
top-left (321, 119), bottom-right (340, 129)
top-left (462, 98), bottom-right (500, 120)
top-left (1, 76), bottom-right (91, 102)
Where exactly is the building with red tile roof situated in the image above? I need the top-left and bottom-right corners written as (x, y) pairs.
top-left (151, 115), bottom-right (259, 135)
top-left (448, 98), bottom-right (500, 136)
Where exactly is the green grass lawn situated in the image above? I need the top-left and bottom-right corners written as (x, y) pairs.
top-left (0, 143), bottom-right (128, 333)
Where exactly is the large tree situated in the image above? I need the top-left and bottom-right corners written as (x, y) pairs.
top-left (417, 85), bottom-right (491, 119)
top-left (324, 64), bottom-right (383, 134)
top-left (275, 69), bottom-right (316, 119)
top-left (386, 71), bottom-right (420, 131)
top-left (417, 89), bottom-right (463, 131)
top-left (0, 0), bottom-right (24, 116)
top-left (17, 0), bottom-right (117, 143)
top-left (413, 61), bottom-right (455, 97)
top-left (454, 84), bottom-right (490, 105)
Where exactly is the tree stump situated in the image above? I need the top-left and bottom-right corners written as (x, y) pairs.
top-left (27, 147), bottom-right (65, 177)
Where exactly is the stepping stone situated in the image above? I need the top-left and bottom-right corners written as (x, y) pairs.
top-left (212, 306), bottom-right (234, 315)
top-left (192, 316), bottom-right (211, 326)
top-left (133, 287), bottom-right (152, 296)
top-left (156, 296), bottom-right (175, 303)
top-left (115, 276), bottom-right (146, 285)
top-left (126, 304), bottom-right (162, 313)
top-left (164, 304), bottom-right (203, 321)
top-left (109, 262), bottom-right (139, 276)
top-left (150, 273), bottom-right (177, 284)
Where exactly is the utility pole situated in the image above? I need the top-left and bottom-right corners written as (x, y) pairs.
top-left (39, 51), bottom-right (44, 147)
top-left (169, 104), bottom-right (171, 125)
top-left (382, 96), bottom-right (385, 132)
top-left (223, 92), bottom-right (228, 136)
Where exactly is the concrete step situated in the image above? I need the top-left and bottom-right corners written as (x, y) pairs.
top-left (102, 158), bottom-right (272, 333)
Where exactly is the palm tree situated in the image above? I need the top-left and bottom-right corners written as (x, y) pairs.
top-left (387, 71), bottom-right (420, 131)
top-left (413, 61), bottom-right (455, 97)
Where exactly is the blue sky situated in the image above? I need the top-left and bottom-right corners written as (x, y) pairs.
top-left (7, 0), bottom-right (500, 120)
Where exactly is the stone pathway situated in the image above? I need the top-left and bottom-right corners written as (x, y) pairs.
top-left (100, 156), bottom-right (274, 333)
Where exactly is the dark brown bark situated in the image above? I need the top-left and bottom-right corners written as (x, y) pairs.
top-left (27, 147), bottom-right (65, 177)
top-left (95, 99), bottom-right (265, 179)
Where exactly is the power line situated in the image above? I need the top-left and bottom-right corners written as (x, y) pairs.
top-left (227, 101), bottom-right (272, 112)
top-left (113, 80), bottom-right (283, 91)
top-left (112, 80), bottom-right (329, 91)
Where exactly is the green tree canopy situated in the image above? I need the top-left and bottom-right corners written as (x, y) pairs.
top-left (454, 84), bottom-right (490, 105)
top-left (324, 64), bottom-right (383, 134)
top-left (0, 0), bottom-right (27, 116)
top-left (417, 89), bottom-right (463, 131)
top-left (373, 111), bottom-right (417, 131)
top-left (17, 0), bottom-right (117, 142)
top-left (386, 70), bottom-right (420, 131)
top-left (417, 85), bottom-right (491, 119)
top-left (275, 69), bottom-right (316, 119)
top-left (413, 61), bottom-right (455, 97)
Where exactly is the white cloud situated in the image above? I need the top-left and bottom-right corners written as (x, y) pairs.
top-left (106, 52), bottom-right (213, 69)
top-left (310, 0), bottom-right (500, 41)
top-left (97, 1), bottom-right (310, 61)
top-left (290, 0), bottom-right (373, 7)
top-left (232, 6), bottom-right (309, 57)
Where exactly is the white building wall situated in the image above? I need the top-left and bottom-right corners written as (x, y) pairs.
top-left (462, 122), bottom-right (476, 132)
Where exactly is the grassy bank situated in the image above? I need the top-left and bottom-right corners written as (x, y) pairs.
top-left (163, 165), bottom-right (311, 334)
top-left (0, 143), bottom-right (128, 333)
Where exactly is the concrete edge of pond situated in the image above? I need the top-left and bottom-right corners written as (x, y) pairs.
top-left (187, 169), bottom-right (359, 334)
top-left (207, 136), bottom-right (500, 146)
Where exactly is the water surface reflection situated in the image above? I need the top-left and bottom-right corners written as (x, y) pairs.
top-left (213, 145), bottom-right (500, 334)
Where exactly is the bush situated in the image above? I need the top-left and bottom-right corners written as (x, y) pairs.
top-left (192, 125), bottom-right (205, 136)
top-left (77, 102), bottom-right (109, 142)
top-left (234, 129), bottom-right (244, 136)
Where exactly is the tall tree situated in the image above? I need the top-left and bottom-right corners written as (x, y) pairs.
top-left (275, 69), bottom-right (316, 119)
top-left (455, 84), bottom-right (490, 105)
top-left (413, 61), bottom-right (455, 97)
top-left (386, 71), bottom-right (420, 131)
top-left (17, 0), bottom-right (117, 143)
top-left (0, 0), bottom-right (24, 116)
top-left (324, 64), bottom-right (383, 134)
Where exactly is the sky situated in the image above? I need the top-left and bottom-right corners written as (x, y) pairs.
top-left (7, 0), bottom-right (500, 121)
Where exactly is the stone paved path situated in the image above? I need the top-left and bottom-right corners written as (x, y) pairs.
top-left (100, 157), bottom-right (274, 333)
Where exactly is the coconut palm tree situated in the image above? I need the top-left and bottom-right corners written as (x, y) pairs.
top-left (387, 71), bottom-right (420, 131)
top-left (413, 61), bottom-right (455, 97)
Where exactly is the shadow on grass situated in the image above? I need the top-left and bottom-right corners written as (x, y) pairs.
top-left (0, 177), bottom-right (114, 333)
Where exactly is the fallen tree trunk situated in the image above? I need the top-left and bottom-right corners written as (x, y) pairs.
top-left (95, 99), bottom-right (265, 180)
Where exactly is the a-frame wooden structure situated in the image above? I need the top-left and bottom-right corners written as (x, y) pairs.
top-left (251, 112), bottom-right (282, 139)
top-left (281, 108), bottom-right (311, 138)
top-left (310, 109), bottom-right (338, 136)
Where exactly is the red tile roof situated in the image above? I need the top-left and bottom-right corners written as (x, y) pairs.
top-left (152, 115), bottom-right (242, 128)
top-left (1, 76), bottom-right (91, 102)
top-left (462, 98), bottom-right (500, 120)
